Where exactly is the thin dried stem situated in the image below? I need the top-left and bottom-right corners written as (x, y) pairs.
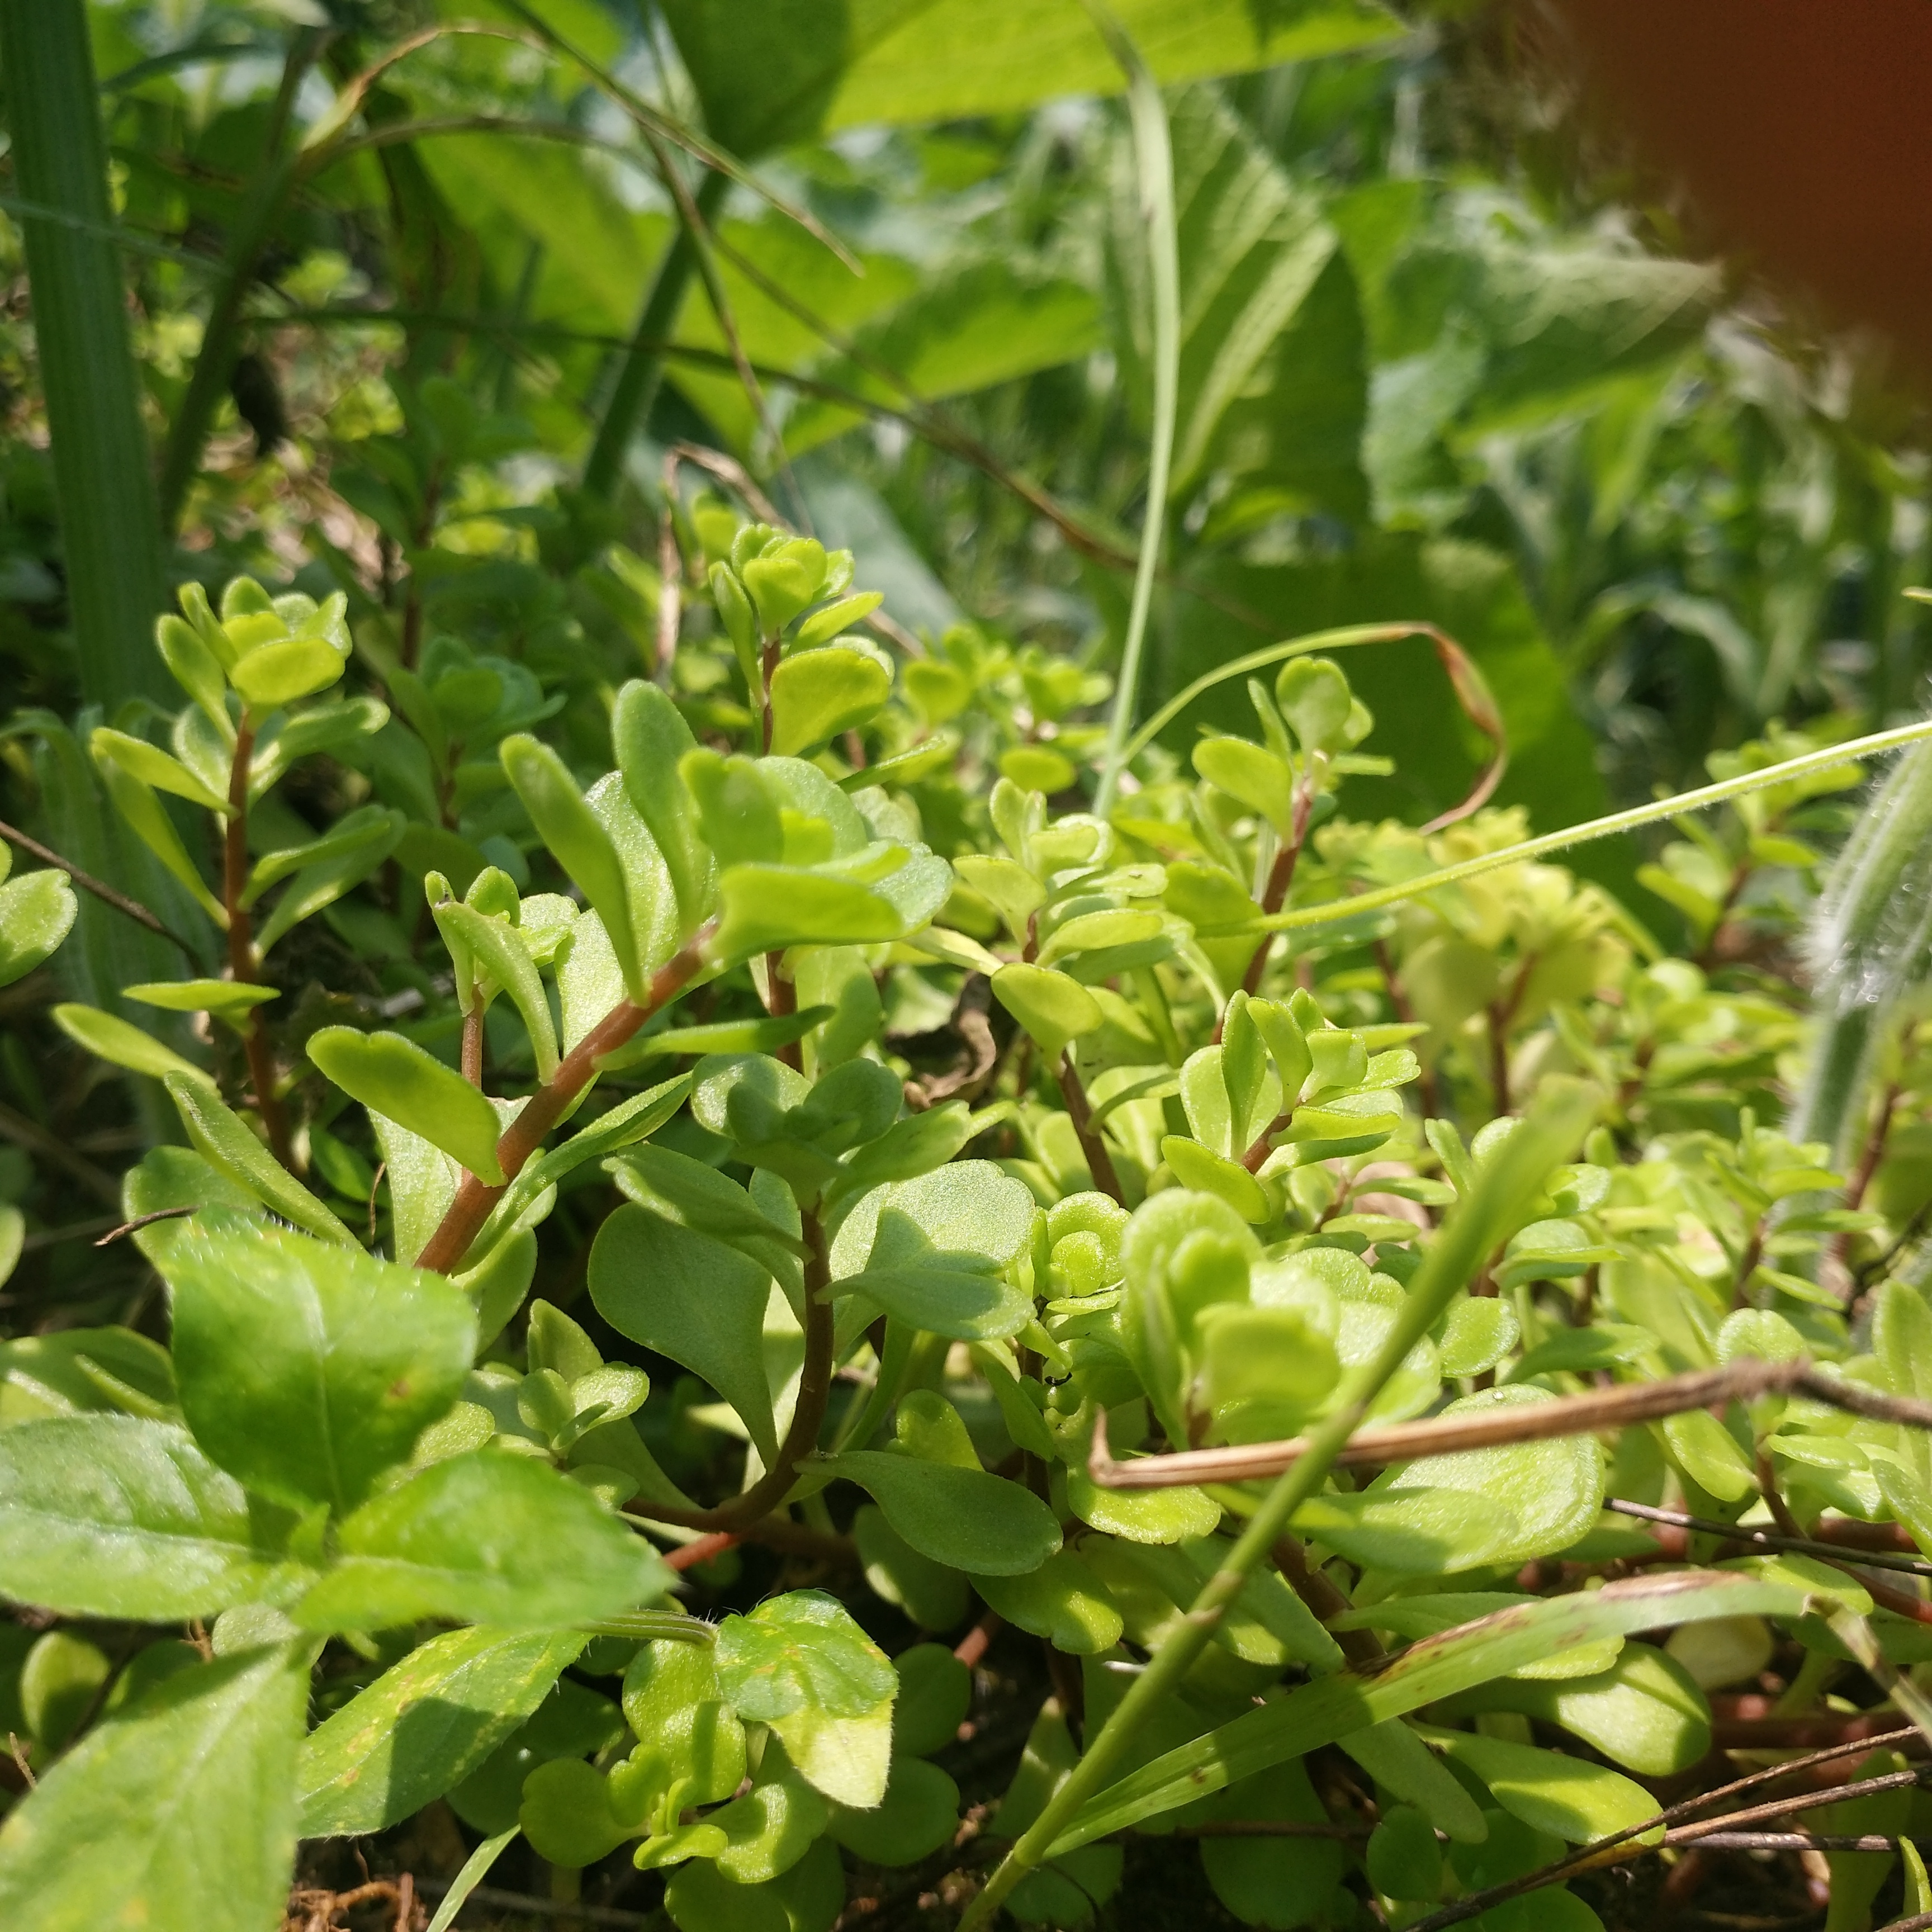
top-left (0, 817), bottom-right (197, 959)
top-left (1088, 1358), bottom-right (1932, 1489)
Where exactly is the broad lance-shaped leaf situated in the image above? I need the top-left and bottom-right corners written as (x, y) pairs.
top-left (589, 1205), bottom-right (780, 1461)
top-left (0, 1415), bottom-right (297, 1621)
top-left (307, 1027), bottom-right (506, 1183)
top-left (54, 1002), bottom-right (203, 1083)
top-left (1413, 1725), bottom-right (1660, 1845)
top-left (0, 1643), bottom-right (309, 1932)
top-left (160, 1215), bottom-right (476, 1514)
top-left (1050, 1571), bottom-right (1815, 1853)
top-left (827, 1451), bottom-right (1062, 1578)
top-left (0, 868), bottom-right (77, 988)
top-left (829, 1162), bottom-right (1038, 1341)
top-left (300, 1627), bottom-right (586, 1837)
top-left (163, 1073), bottom-right (356, 1246)
top-left (714, 1591), bottom-right (897, 1808)
top-left (293, 1451), bottom-right (673, 1632)
top-left (93, 748), bottom-right (226, 924)
top-left (612, 679), bottom-right (712, 931)
top-left (500, 735), bottom-right (644, 1001)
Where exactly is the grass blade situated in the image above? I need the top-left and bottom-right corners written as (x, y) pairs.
top-left (0, 0), bottom-right (170, 709)
top-left (1087, 0), bottom-right (1179, 819)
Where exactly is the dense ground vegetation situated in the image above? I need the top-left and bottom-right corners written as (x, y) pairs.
top-left (8, 6), bottom-right (1932, 1932)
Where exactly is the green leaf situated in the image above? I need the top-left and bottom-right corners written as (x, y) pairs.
top-left (124, 979), bottom-right (278, 1027)
top-left (991, 962), bottom-right (1103, 1060)
top-left (828, 1756), bottom-right (960, 1865)
top-left (589, 1206), bottom-right (780, 1461)
top-left (612, 681), bottom-right (712, 933)
top-left (1434, 1642), bottom-right (1711, 1777)
top-left (828, 1450), bottom-right (1061, 1578)
top-left (294, 1451), bottom-right (673, 1632)
top-left (712, 859), bottom-right (924, 963)
top-left (243, 805), bottom-right (400, 908)
top-left (830, 1162), bottom-right (1037, 1339)
top-left (230, 636), bottom-right (348, 709)
top-left (770, 645), bottom-right (893, 755)
top-left (0, 1644), bottom-right (309, 1932)
top-left (308, 1028), bottom-right (506, 1184)
top-left (0, 1415), bottom-right (291, 1620)
top-left (163, 1074), bottom-right (357, 1246)
top-left (501, 734), bottom-right (643, 1000)
top-left (663, 0), bottom-right (1402, 153)
top-left (714, 1592), bottom-right (897, 1808)
top-left (1338, 1721), bottom-right (1488, 1844)
top-left (89, 726), bottom-right (230, 812)
top-left (1196, 1758), bottom-right (1348, 1930)
top-left (0, 869), bottom-right (77, 987)
top-left (1416, 1725), bottom-right (1661, 1845)
top-left (853, 1504), bottom-right (970, 1632)
top-left (299, 1628), bottom-right (586, 1836)
top-left (1293, 1386), bottom-right (1604, 1576)
top-left (969, 1551), bottom-right (1125, 1655)
top-left (252, 811), bottom-right (404, 952)
top-left (1053, 1571), bottom-right (1810, 1851)
top-left (53, 1002), bottom-right (203, 1082)
top-left (160, 1216), bottom-right (476, 1514)
top-left (664, 1831), bottom-right (844, 1932)
top-left (93, 750), bottom-right (225, 922)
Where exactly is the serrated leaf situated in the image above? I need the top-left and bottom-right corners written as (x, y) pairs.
top-left (159, 1216), bottom-right (476, 1514)
top-left (299, 1627), bottom-right (585, 1836)
top-left (0, 1415), bottom-right (291, 1621)
top-left (0, 1644), bottom-right (309, 1932)
top-left (294, 1452), bottom-right (672, 1631)
top-left (164, 1074), bottom-right (356, 1246)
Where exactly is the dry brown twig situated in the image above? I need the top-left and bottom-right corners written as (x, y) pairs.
top-left (1087, 1356), bottom-right (1932, 1490)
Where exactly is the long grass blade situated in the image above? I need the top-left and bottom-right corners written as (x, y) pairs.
top-left (1087, 0), bottom-right (1180, 818)
top-left (0, 0), bottom-right (170, 709)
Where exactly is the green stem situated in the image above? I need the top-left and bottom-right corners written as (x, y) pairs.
top-left (0, 0), bottom-right (171, 711)
top-left (1263, 718), bottom-right (1932, 940)
top-left (959, 1078), bottom-right (1600, 1928)
top-left (583, 169), bottom-right (730, 499)
top-left (1789, 741), bottom-right (1932, 1169)
top-left (1088, 0), bottom-right (1178, 820)
top-left (156, 32), bottom-right (319, 532)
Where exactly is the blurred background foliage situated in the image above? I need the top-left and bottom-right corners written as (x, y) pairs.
top-left (3, 0), bottom-right (1930, 958)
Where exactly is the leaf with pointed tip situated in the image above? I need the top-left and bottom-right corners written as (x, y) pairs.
top-left (308, 1028), bottom-right (506, 1184)
top-left (0, 1643), bottom-right (309, 1932)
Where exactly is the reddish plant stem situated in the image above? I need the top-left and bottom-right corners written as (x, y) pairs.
top-left (955, 1611), bottom-right (1002, 1669)
top-left (1223, 784), bottom-right (1315, 1030)
top-left (414, 932), bottom-right (709, 1273)
top-left (765, 950), bottom-right (800, 1070)
top-left (461, 1007), bottom-right (484, 1086)
top-left (664, 1532), bottom-right (739, 1572)
top-left (224, 722), bottom-right (293, 1171)
top-left (760, 633), bottom-right (779, 752)
top-left (1056, 1053), bottom-right (1124, 1205)
top-left (1271, 1535), bottom-right (1381, 1668)
top-left (640, 1208), bottom-right (836, 1533)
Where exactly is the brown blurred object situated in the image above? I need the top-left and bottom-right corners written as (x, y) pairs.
top-left (1546, 0), bottom-right (1932, 380)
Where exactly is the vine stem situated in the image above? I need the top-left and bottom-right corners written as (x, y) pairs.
top-left (414, 930), bottom-right (710, 1273)
top-left (958, 1080), bottom-right (1598, 1929)
top-left (224, 721), bottom-right (293, 1171)
top-left (0, 817), bottom-right (196, 959)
